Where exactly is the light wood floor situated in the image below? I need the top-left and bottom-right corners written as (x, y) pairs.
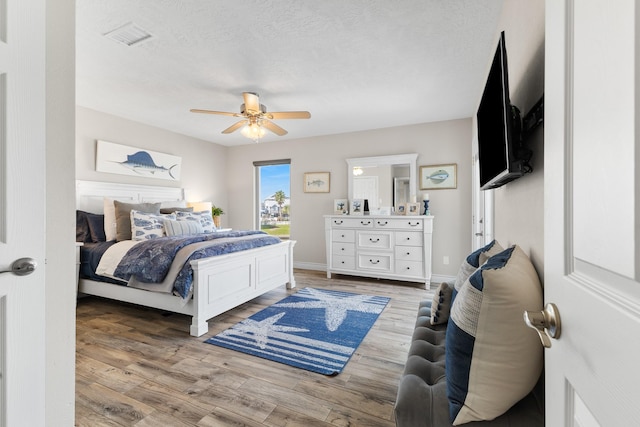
top-left (75, 270), bottom-right (433, 427)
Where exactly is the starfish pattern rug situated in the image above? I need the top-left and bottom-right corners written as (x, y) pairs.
top-left (205, 287), bottom-right (390, 375)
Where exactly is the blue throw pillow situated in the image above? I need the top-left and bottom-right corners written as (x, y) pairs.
top-left (445, 245), bottom-right (543, 424)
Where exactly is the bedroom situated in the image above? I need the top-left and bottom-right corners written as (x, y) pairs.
top-left (7, 0), bottom-right (639, 425)
top-left (72, 1), bottom-right (545, 424)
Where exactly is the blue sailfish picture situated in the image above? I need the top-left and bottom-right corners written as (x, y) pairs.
top-left (116, 151), bottom-right (178, 179)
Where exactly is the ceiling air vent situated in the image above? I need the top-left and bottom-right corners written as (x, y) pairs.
top-left (103, 22), bottom-right (152, 46)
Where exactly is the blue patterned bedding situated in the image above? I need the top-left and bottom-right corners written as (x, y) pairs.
top-left (112, 231), bottom-right (281, 298)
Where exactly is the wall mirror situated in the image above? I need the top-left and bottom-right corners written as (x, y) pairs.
top-left (346, 153), bottom-right (418, 213)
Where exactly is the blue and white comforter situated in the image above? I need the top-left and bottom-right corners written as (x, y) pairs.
top-left (102, 231), bottom-right (281, 298)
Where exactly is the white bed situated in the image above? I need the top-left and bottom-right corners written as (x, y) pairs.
top-left (76, 180), bottom-right (296, 337)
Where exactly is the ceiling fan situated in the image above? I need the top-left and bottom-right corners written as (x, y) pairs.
top-left (190, 92), bottom-right (311, 140)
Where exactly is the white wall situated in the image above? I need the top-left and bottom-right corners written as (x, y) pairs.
top-left (227, 119), bottom-right (473, 277)
top-left (479, 0), bottom-right (545, 275)
top-left (76, 107), bottom-right (230, 225)
top-left (46, 0), bottom-right (76, 424)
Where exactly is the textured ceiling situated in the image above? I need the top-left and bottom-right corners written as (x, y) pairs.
top-left (76, 0), bottom-right (504, 146)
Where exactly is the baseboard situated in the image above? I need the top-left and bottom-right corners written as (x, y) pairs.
top-left (430, 274), bottom-right (456, 285)
top-left (293, 261), bottom-right (326, 272)
top-left (293, 262), bottom-right (456, 285)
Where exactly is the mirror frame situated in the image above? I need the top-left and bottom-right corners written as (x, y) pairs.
top-left (346, 153), bottom-right (418, 206)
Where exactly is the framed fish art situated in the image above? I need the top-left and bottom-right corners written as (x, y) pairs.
top-left (303, 172), bottom-right (330, 193)
top-left (419, 163), bottom-right (457, 190)
top-left (96, 140), bottom-right (182, 181)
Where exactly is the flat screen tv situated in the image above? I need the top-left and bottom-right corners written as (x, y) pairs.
top-left (477, 31), bottom-right (529, 190)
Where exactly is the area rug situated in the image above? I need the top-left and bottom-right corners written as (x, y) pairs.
top-left (205, 287), bottom-right (390, 375)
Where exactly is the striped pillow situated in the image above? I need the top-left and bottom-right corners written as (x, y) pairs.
top-left (446, 245), bottom-right (543, 424)
top-left (164, 219), bottom-right (204, 236)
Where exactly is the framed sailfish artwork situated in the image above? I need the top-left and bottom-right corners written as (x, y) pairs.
top-left (419, 164), bottom-right (457, 190)
top-left (96, 140), bottom-right (182, 181)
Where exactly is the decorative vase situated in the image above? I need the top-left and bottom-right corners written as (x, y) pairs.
top-left (213, 216), bottom-right (221, 228)
top-left (363, 199), bottom-right (370, 215)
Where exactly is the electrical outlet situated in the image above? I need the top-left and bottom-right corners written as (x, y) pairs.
top-left (443, 256), bottom-right (450, 265)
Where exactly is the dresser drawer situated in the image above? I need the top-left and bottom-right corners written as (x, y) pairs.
top-left (395, 231), bottom-right (423, 246)
top-left (332, 255), bottom-right (355, 270)
top-left (333, 242), bottom-right (355, 256)
top-left (332, 229), bottom-right (355, 243)
top-left (395, 245), bottom-right (422, 261)
top-left (396, 260), bottom-right (424, 277)
top-left (373, 218), bottom-right (423, 230)
top-left (357, 231), bottom-right (392, 250)
top-left (330, 217), bottom-right (374, 228)
top-left (357, 253), bottom-right (393, 272)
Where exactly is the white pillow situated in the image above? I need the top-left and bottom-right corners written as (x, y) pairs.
top-left (164, 219), bottom-right (204, 236)
top-left (130, 210), bottom-right (176, 240)
top-left (175, 210), bottom-right (216, 233)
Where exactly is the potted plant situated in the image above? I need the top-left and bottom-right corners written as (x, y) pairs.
top-left (211, 205), bottom-right (224, 228)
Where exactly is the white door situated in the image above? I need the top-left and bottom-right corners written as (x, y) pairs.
top-left (545, 0), bottom-right (640, 424)
top-left (471, 153), bottom-right (494, 250)
top-left (0, 0), bottom-right (46, 425)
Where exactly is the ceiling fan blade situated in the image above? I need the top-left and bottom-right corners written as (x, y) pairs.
top-left (267, 111), bottom-right (311, 120)
top-left (190, 109), bottom-right (241, 117)
top-left (242, 92), bottom-right (261, 114)
top-left (221, 120), bottom-right (247, 134)
top-left (262, 120), bottom-right (288, 136)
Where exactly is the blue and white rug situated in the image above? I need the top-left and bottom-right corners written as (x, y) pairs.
top-left (205, 287), bottom-right (390, 375)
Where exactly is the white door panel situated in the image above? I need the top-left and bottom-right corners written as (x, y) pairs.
top-left (545, 0), bottom-right (640, 424)
top-left (0, 0), bottom-right (46, 425)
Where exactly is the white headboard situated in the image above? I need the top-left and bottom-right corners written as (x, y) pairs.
top-left (76, 180), bottom-right (185, 214)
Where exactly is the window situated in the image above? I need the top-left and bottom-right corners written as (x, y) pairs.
top-left (254, 159), bottom-right (291, 239)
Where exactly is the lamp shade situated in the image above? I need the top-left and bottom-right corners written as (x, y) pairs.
top-left (187, 201), bottom-right (212, 213)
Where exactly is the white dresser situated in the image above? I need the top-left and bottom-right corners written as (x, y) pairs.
top-left (324, 215), bottom-right (433, 286)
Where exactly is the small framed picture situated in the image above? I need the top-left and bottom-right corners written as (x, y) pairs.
top-left (405, 202), bottom-right (420, 216)
top-left (420, 164), bottom-right (457, 190)
top-left (350, 199), bottom-right (364, 215)
top-left (396, 204), bottom-right (406, 215)
top-left (334, 199), bottom-right (348, 215)
top-left (376, 206), bottom-right (392, 216)
top-left (304, 172), bottom-right (330, 193)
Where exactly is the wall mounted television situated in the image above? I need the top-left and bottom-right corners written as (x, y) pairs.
top-left (477, 31), bottom-right (532, 191)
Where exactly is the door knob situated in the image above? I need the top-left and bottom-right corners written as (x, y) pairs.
top-left (524, 303), bottom-right (561, 348)
top-left (0, 258), bottom-right (37, 276)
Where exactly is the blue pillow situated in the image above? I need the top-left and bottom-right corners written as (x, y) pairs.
top-left (446, 245), bottom-right (543, 424)
top-left (453, 240), bottom-right (504, 293)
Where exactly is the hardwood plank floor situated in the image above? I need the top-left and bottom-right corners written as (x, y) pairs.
top-left (75, 270), bottom-right (433, 426)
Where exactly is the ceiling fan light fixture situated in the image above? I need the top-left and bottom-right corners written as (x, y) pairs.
top-left (241, 122), bottom-right (266, 142)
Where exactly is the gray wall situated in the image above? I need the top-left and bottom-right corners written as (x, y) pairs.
top-left (47, 0), bottom-right (76, 424)
top-left (487, 0), bottom-right (545, 275)
top-left (76, 107), bottom-right (230, 226)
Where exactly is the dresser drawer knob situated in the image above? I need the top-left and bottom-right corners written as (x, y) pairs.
top-left (341, 248), bottom-right (345, 251)
top-left (377, 221), bottom-right (388, 226)
top-left (406, 237), bottom-right (411, 241)
top-left (334, 220), bottom-right (343, 225)
top-left (342, 234), bottom-right (345, 238)
top-left (369, 238), bottom-right (380, 243)
top-left (406, 252), bottom-right (410, 255)
top-left (369, 259), bottom-right (380, 264)
top-left (408, 221), bottom-right (419, 226)
top-left (406, 266), bottom-right (411, 270)
top-left (361, 220), bottom-right (371, 225)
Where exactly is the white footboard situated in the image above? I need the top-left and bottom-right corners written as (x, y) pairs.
top-left (79, 240), bottom-right (296, 337)
top-left (189, 239), bottom-right (296, 336)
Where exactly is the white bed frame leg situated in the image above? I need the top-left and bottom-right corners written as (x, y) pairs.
top-left (190, 319), bottom-right (208, 337)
